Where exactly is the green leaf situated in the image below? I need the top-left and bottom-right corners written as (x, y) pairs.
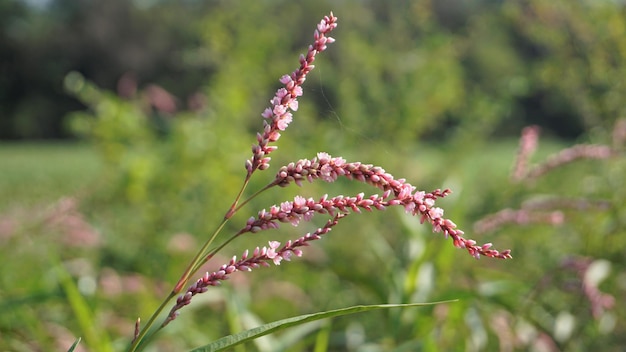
top-left (189, 301), bottom-right (456, 352)
top-left (67, 337), bottom-right (81, 352)
top-left (54, 259), bottom-right (112, 352)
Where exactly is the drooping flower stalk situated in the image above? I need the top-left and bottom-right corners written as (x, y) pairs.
top-left (266, 152), bottom-right (511, 259)
top-left (473, 208), bottom-right (564, 235)
top-left (238, 190), bottom-right (511, 259)
top-left (511, 125), bottom-right (616, 181)
top-left (560, 257), bottom-right (615, 319)
top-left (162, 214), bottom-right (346, 327)
top-left (476, 123), bottom-right (620, 235)
top-left (526, 144), bottom-right (614, 179)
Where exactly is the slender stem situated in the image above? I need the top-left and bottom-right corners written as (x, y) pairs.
top-left (129, 173), bottom-right (281, 351)
top-left (128, 176), bottom-right (275, 351)
top-left (225, 174), bottom-right (253, 219)
top-left (127, 291), bottom-right (176, 352)
top-left (191, 182), bottom-right (278, 271)
top-left (173, 175), bottom-right (271, 294)
top-left (232, 181), bottom-right (276, 215)
top-left (175, 218), bottom-right (230, 292)
top-left (128, 217), bottom-right (229, 352)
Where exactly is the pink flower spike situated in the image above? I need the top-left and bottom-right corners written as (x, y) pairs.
top-left (245, 12), bottom-right (338, 174)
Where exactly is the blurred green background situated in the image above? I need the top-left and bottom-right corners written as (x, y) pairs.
top-left (1, 0), bottom-right (625, 351)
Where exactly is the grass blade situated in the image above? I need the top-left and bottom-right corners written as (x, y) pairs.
top-left (190, 301), bottom-right (456, 352)
top-left (67, 337), bottom-right (81, 352)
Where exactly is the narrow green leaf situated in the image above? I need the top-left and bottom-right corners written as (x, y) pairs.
top-left (312, 319), bottom-right (332, 352)
top-left (54, 260), bottom-right (112, 352)
top-left (67, 337), bottom-right (81, 352)
top-left (190, 301), bottom-right (456, 352)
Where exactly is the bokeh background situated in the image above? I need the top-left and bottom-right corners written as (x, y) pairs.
top-left (1, 0), bottom-right (625, 351)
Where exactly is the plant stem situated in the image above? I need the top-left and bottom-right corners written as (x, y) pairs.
top-left (225, 174), bottom-right (252, 219)
top-left (231, 181), bottom-right (276, 215)
top-left (127, 291), bottom-right (175, 352)
top-left (129, 175), bottom-right (275, 350)
top-left (190, 182), bottom-right (278, 272)
top-left (174, 218), bottom-right (229, 294)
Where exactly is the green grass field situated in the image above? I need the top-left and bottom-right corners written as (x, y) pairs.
top-left (0, 143), bottom-right (102, 211)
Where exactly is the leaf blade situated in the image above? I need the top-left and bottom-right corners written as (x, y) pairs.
top-left (190, 301), bottom-right (456, 352)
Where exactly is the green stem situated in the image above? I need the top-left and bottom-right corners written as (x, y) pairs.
top-left (174, 218), bottom-right (229, 293)
top-left (129, 175), bottom-right (277, 351)
top-left (128, 220), bottom-right (230, 352)
top-left (127, 214), bottom-right (229, 352)
top-left (232, 182), bottom-right (276, 215)
top-left (225, 174), bottom-right (253, 219)
top-left (127, 291), bottom-right (176, 352)
top-left (192, 182), bottom-right (278, 271)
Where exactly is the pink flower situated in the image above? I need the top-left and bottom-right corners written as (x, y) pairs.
top-left (270, 154), bottom-right (512, 260)
top-left (163, 215), bottom-right (344, 326)
top-left (266, 241), bottom-right (283, 265)
top-left (317, 152), bottom-right (332, 163)
top-left (246, 12), bottom-right (338, 174)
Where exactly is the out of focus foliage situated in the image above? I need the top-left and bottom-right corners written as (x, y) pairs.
top-left (1, 0), bottom-right (626, 351)
top-left (2, 0), bottom-right (625, 141)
